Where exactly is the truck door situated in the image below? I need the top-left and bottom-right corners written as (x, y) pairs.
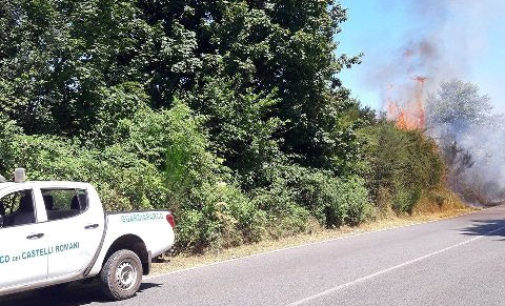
top-left (0, 188), bottom-right (48, 288)
top-left (41, 188), bottom-right (104, 279)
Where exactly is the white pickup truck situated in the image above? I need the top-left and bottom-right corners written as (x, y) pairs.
top-left (0, 173), bottom-right (175, 300)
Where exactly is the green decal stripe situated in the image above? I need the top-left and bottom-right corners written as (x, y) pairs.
top-left (121, 212), bottom-right (164, 223)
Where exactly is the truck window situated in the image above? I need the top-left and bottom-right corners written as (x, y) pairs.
top-left (42, 189), bottom-right (89, 221)
top-left (0, 189), bottom-right (36, 228)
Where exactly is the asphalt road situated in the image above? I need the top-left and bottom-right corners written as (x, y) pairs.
top-left (3, 205), bottom-right (505, 306)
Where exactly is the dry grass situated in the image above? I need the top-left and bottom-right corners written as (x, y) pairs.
top-left (413, 187), bottom-right (468, 215)
top-left (151, 193), bottom-right (476, 276)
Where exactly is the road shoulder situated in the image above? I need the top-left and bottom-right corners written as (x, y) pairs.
top-left (150, 206), bottom-right (478, 278)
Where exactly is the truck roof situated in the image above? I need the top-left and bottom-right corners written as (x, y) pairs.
top-left (0, 181), bottom-right (90, 191)
top-left (0, 183), bottom-right (16, 190)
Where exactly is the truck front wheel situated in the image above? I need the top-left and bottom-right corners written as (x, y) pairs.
top-left (100, 249), bottom-right (143, 300)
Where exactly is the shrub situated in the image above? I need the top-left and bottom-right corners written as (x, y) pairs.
top-left (250, 180), bottom-right (311, 239)
top-left (0, 132), bottom-right (168, 211)
top-left (252, 165), bottom-right (371, 229)
top-left (298, 173), bottom-right (371, 227)
top-left (176, 182), bottom-right (267, 253)
top-left (0, 102), bottom-right (221, 213)
top-left (360, 122), bottom-right (445, 214)
top-left (0, 115), bottom-right (22, 174)
top-left (392, 187), bottom-right (421, 214)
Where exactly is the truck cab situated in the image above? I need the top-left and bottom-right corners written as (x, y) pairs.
top-left (0, 177), bottom-right (175, 300)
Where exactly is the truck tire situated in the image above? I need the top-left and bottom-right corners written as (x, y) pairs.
top-left (100, 249), bottom-right (143, 300)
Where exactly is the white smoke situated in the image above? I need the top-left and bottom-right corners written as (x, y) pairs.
top-left (425, 79), bottom-right (505, 204)
top-left (365, 0), bottom-right (505, 203)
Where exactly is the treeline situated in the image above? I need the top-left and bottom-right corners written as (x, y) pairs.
top-left (0, 1), bottom-right (453, 253)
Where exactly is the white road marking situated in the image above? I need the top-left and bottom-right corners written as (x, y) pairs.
top-left (286, 224), bottom-right (505, 306)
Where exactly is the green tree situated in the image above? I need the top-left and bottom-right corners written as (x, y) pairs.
top-left (426, 80), bottom-right (492, 128)
top-left (0, 0), bottom-right (392, 253)
top-left (0, 0), bottom-right (198, 135)
top-left (425, 79), bottom-right (505, 204)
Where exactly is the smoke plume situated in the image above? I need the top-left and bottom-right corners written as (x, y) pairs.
top-left (368, 0), bottom-right (505, 203)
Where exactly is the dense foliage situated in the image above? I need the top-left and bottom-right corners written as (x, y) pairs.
top-left (360, 121), bottom-right (444, 214)
top-left (0, 1), bottom-right (452, 253)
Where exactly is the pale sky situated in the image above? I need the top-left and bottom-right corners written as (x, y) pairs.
top-left (337, 0), bottom-right (505, 112)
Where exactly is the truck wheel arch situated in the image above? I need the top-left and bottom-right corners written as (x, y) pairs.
top-left (103, 235), bottom-right (151, 275)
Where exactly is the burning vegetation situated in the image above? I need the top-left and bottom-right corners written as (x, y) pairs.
top-left (384, 76), bottom-right (505, 205)
top-left (371, 0), bottom-right (505, 205)
top-left (386, 76), bottom-right (426, 130)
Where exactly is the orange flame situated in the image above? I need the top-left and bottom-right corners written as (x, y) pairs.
top-left (385, 76), bottom-right (426, 130)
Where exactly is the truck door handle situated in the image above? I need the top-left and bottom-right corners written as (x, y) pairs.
top-left (84, 224), bottom-right (99, 230)
top-left (26, 233), bottom-right (44, 240)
